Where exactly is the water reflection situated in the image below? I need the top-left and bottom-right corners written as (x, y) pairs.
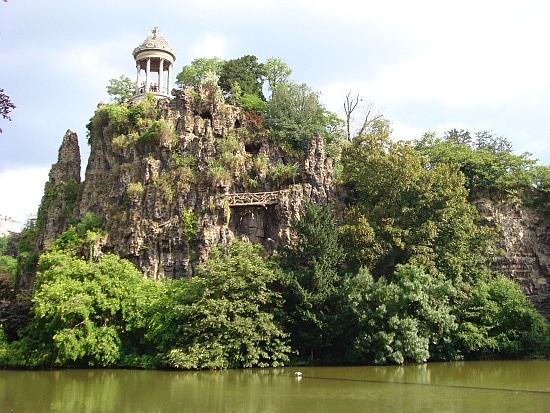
top-left (0, 360), bottom-right (548, 412)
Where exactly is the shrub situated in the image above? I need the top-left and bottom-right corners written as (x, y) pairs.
top-left (267, 162), bottom-right (299, 185)
top-left (159, 241), bottom-right (291, 369)
top-left (127, 182), bottom-right (144, 197)
top-left (139, 120), bottom-right (173, 145)
top-left (205, 161), bottom-right (232, 187)
top-left (180, 209), bottom-right (198, 242)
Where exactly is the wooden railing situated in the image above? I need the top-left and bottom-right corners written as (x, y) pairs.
top-left (221, 191), bottom-right (286, 207)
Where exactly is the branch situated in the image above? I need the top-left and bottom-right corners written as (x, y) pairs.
top-left (357, 110), bottom-right (383, 137)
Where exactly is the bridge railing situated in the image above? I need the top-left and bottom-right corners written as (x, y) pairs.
top-left (220, 191), bottom-right (287, 206)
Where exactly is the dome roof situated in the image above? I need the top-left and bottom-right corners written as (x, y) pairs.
top-left (133, 27), bottom-right (176, 60)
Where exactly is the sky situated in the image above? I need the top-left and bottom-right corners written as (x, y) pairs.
top-left (1, 0), bottom-right (549, 224)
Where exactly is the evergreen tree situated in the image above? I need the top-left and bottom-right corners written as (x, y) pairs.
top-left (279, 204), bottom-right (346, 362)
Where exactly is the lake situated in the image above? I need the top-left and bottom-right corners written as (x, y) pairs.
top-left (1, 360), bottom-right (548, 412)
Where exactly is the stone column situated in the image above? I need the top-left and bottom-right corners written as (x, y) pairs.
top-left (159, 58), bottom-right (164, 94)
top-left (167, 63), bottom-right (173, 96)
top-left (135, 62), bottom-right (141, 94)
top-left (145, 58), bottom-right (151, 93)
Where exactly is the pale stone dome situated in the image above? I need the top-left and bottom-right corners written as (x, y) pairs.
top-left (133, 26), bottom-right (176, 61)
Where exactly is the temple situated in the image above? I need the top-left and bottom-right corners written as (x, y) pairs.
top-left (131, 27), bottom-right (176, 101)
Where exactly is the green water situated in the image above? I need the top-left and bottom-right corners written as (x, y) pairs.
top-left (1, 360), bottom-right (548, 412)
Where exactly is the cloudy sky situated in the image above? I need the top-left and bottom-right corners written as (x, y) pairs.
top-left (1, 0), bottom-right (549, 223)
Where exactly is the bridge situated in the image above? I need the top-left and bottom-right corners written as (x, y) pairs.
top-left (221, 191), bottom-right (287, 207)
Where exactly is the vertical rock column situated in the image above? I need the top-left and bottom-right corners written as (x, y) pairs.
top-left (36, 129), bottom-right (81, 248)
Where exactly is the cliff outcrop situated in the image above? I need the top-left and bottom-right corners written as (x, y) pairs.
top-left (38, 89), bottom-right (334, 279)
top-left (475, 198), bottom-right (550, 319)
top-left (36, 129), bottom-right (81, 249)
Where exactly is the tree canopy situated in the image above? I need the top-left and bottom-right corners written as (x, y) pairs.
top-left (219, 55), bottom-right (266, 100)
top-left (175, 57), bottom-right (224, 89)
top-left (158, 240), bottom-right (291, 369)
top-left (341, 133), bottom-right (493, 280)
top-left (415, 130), bottom-right (537, 198)
top-left (106, 75), bottom-right (135, 103)
top-left (278, 204), bottom-right (346, 362)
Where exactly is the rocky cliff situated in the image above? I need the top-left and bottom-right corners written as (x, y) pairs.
top-left (35, 89), bottom-right (550, 318)
top-left (475, 198), bottom-right (550, 319)
top-left (36, 129), bottom-right (81, 249)
top-left (38, 88), bottom-right (335, 279)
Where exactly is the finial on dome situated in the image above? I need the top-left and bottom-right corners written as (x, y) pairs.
top-left (152, 26), bottom-right (159, 38)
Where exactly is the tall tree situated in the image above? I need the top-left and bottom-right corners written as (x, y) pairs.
top-left (175, 57), bottom-right (224, 88)
top-left (344, 264), bottom-right (457, 364)
top-left (279, 204), bottom-right (346, 362)
top-left (10, 251), bottom-right (157, 367)
top-left (106, 75), bottom-right (135, 103)
top-left (266, 82), bottom-right (326, 152)
top-left (218, 55), bottom-right (265, 99)
top-left (341, 134), bottom-right (493, 280)
top-left (415, 131), bottom-right (537, 197)
top-left (263, 57), bottom-right (292, 95)
top-left (444, 128), bottom-right (472, 146)
top-left (159, 240), bottom-right (290, 369)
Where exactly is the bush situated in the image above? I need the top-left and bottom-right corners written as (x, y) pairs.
top-left (2, 252), bottom-right (157, 368)
top-left (344, 265), bottom-right (457, 364)
top-left (158, 241), bottom-right (291, 369)
top-left (139, 120), bottom-right (173, 145)
top-left (267, 162), bottom-right (298, 185)
top-left (456, 275), bottom-right (550, 358)
top-left (127, 182), bottom-right (144, 197)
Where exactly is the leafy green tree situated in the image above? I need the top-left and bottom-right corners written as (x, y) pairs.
top-left (219, 55), bottom-right (265, 99)
top-left (265, 82), bottom-right (327, 152)
top-left (3, 251), bottom-right (157, 368)
top-left (344, 264), bottom-right (457, 364)
top-left (0, 253), bottom-right (17, 277)
top-left (278, 204), bottom-right (346, 362)
top-left (530, 165), bottom-right (550, 214)
top-left (415, 131), bottom-right (537, 197)
top-left (341, 134), bottom-right (493, 280)
top-left (160, 240), bottom-right (291, 369)
top-left (263, 57), bottom-right (292, 95)
top-left (456, 275), bottom-right (550, 358)
top-left (444, 128), bottom-right (472, 146)
top-left (175, 57), bottom-right (224, 88)
top-left (238, 92), bottom-right (268, 114)
top-left (106, 75), bottom-right (135, 103)
top-left (15, 225), bottom-right (40, 288)
top-left (473, 130), bottom-right (513, 153)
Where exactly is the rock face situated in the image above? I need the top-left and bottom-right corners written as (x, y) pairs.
top-left (41, 89), bottom-right (334, 279)
top-left (36, 129), bottom-right (81, 249)
top-left (474, 198), bottom-right (550, 319)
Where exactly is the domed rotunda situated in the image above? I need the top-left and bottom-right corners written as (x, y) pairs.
top-left (131, 27), bottom-right (176, 101)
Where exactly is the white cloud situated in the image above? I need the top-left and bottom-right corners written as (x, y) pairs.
top-left (0, 167), bottom-right (49, 223)
top-left (188, 33), bottom-right (231, 59)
